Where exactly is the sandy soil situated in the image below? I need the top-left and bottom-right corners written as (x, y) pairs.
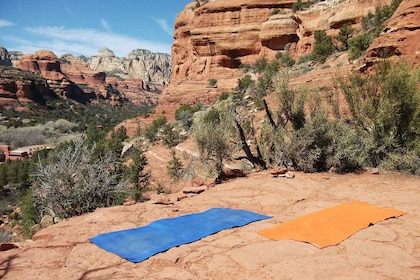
top-left (1, 169), bottom-right (419, 280)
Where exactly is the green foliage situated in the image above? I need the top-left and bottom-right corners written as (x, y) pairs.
top-left (271, 8), bottom-right (280, 15)
top-left (348, 33), bottom-right (373, 59)
top-left (124, 147), bottom-right (150, 201)
top-left (336, 61), bottom-right (420, 170)
top-left (174, 104), bottom-right (199, 126)
top-left (111, 126), bottom-right (128, 142)
top-left (234, 74), bottom-right (255, 100)
top-left (253, 58), bottom-right (281, 97)
top-left (274, 72), bottom-right (306, 130)
top-left (337, 23), bottom-right (355, 51)
top-left (276, 52), bottom-right (296, 67)
top-left (145, 116), bottom-right (167, 142)
top-left (161, 124), bottom-right (185, 148)
top-left (193, 107), bottom-right (233, 175)
top-left (32, 139), bottom-right (128, 218)
top-left (166, 149), bottom-right (183, 181)
top-left (208, 78), bottom-right (218, 88)
top-left (219, 92), bottom-right (229, 101)
top-left (292, 0), bottom-right (315, 12)
top-left (311, 30), bottom-right (334, 63)
top-left (349, 0), bottom-right (402, 59)
top-left (20, 188), bottom-right (38, 238)
top-left (0, 158), bottom-right (34, 195)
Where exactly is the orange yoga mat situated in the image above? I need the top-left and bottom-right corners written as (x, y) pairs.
top-left (258, 201), bottom-right (405, 248)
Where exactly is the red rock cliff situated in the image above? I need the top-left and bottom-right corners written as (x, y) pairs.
top-left (156, 0), bottom-right (411, 120)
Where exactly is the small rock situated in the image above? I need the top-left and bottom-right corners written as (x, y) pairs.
top-left (123, 200), bottom-right (136, 206)
top-left (171, 193), bottom-right (188, 202)
top-left (182, 186), bottom-right (208, 194)
top-left (150, 193), bottom-right (173, 205)
top-left (371, 168), bottom-right (380, 175)
top-left (191, 178), bottom-right (206, 187)
top-left (285, 171), bottom-right (295, 179)
top-left (271, 168), bottom-right (288, 176)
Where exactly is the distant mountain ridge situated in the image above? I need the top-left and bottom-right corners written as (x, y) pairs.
top-left (1, 46), bottom-right (171, 86)
top-left (0, 46), bottom-right (171, 108)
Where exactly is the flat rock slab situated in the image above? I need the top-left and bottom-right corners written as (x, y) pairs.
top-left (1, 171), bottom-right (419, 280)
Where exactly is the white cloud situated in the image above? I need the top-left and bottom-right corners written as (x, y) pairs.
top-left (100, 19), bottom-right (112, 33)
top-left (22, 26), bottom-right (171, 57)
top-left (153, 18), bottom-right (173, 36)
top-left (0, 19), bottom-right (14, 28)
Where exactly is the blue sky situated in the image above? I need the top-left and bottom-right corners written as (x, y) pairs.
top-left (0, 0), bottom-right (192, 57)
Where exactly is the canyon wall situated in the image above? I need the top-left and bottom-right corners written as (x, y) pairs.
top-left (156, 0), bottom-right (417, 120)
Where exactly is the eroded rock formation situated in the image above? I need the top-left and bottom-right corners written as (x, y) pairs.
top-left (1, 48), bottom-right (164, 108)
top-left (0, 66), bottom-right (51, 107)
top-left (156, 0), bottom-right (398, 119)
top-left (0, 45), bottom-right (12, 66)
top-left (364, 0), bottom-right (420, 67)
top-left (88, 48), bottom-right (171, 85)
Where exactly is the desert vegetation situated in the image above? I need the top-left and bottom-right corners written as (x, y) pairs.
top-left (190, 56), bottom-right (419, 177)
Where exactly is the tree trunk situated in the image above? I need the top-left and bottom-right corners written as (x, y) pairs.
top-left (263, 99), bottom-right (278, 130)
top-left (234, 118), bottom-right (266, 170)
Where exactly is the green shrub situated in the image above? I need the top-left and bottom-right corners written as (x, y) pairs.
top-left (161, 124), bottom-right (185, 148)
top-left (193, 107), bottom-right (232, 176)
top-left (208, 78), bottom-right (218, 88)
top-left (336, 23), bottom-right (355, 51)
top-left (20, 188), bottom-right (38, 238)
top-left (32, 139), bottom-right (128, 218)
top-left (124, 147), bottom-right (150, 201)
top-left (271, 8), bottom-right (280, 15)
top-left (348, 32), bottom-right (373, 59)
top-left (336, 61), bottom-right (420, 172)
top-left (175, 104), bottom-right (198, 121)
top-left (175, 104), bottom-right (199, 131)
top-left (311, 30), bottom-right (334, 63)
top-left (219, 92), bottom-right (229, 101)
top-left (349, 0), bottom-right (402, 59)
top-left (167, 149), bottom-right (183, 181)
top-left (145, 116), bottom-right (167, 142)
top-left (234, 75), bottom-right (255, 100)
top-left (278, 52), bottom-right (296, 67)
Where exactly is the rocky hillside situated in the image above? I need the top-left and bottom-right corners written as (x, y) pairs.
top-left (0, 47), bottom-right (170, 108)
top-left (155, 0), bottom-right (420, 120)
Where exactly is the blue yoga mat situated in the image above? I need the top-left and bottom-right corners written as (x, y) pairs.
top-left (89, 208), bottom-right (271, 263)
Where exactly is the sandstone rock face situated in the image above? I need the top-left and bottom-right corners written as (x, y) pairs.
top-left (8, 51), bottom-right (24, 66)
top-left (156, 0), bottom-right (395, 119)
top-left (0, 45), bottom-right (12, 66)
top-left (15, 50), bottom-right (72, 97)
top-left (0, 65), bottom-right (51, 106)
top-left (364, 0), bottom-right (420, 67)
top-left (1, 46), bottom-right (165, 108)
top-left (89, 48), bottom-right (171, 85)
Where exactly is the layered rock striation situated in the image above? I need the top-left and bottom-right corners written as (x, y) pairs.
top-left (364, 0), bottom-right (420, 67)
top-left (156, 0), bottom-right (402, 119)
top-left (88, 48), bottom-right (171, 85)
top-left (0, 65), bottom-right (51, 107)
top-left (0, 49), bottom-right (156, 108)
top-left (15, 50), bottom-right (100, 99)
